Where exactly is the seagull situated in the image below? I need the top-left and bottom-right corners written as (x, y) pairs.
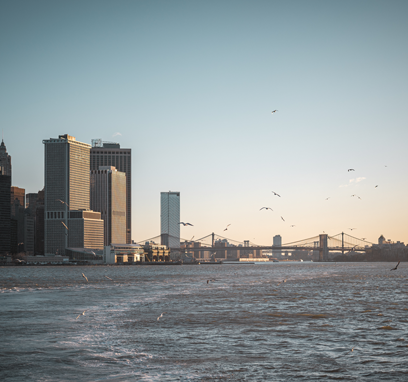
top-left (325, 197), bottom-right (330, 200)
top-left (390, 261), bottom-right (400, 271)
top-left (348, 228), bottom-right (356, 231)
top-left (105, 276), bottom-right (113, 281)
top-left (82, 273), bottom-right (88, 282)
top-left (61, 221), bottom-right (69, 230)
top-left (260, 207), bottom-right (273, 211)
top-left (272, 191), bottom-right (281, 197)
top-left (351, 194), bottom-right (361, 199)
top-left (56, 199), bottom-right (69, 207)
top-left (178, 222), bottom-right (193, 226)
top-left (281, 216), bottom-right (285, 222)
top-left (76, 310), bottom-right (86, 319)
top-left (271, 110), bottom-right (278, 114)
top-left (157, 312), bottom-right (166, 321)
top-left (290, 225), bottom-right (295, 227)
top-left (348, 169), bottom-right (355, 172)
top-left (375, 185), bottom-right (378, 188)
top-left (224, 224), bottom-right (231, 231)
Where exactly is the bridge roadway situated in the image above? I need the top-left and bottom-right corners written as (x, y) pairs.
top-left (171, 246), bottom-right (366, 252)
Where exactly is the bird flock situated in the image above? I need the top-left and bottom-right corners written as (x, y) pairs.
top-left (176, 163), bottom-right (385, 241)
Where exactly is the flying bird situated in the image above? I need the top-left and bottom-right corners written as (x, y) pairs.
top-left (348, 169), bottom-right (355, 172)
top-left (390, 261), bottom-right (400, 271)
top-left (157, 312), bottom-right (166, 321)
top-left (224, 224), bottom-right (231, 231)
top-left (61, 221), bottom-right (69, 230)
top-left (271, 110), bottom-right (278, 114)
top-left (82, 273), bottom-right (88, 282)
top-left (272, 191), bottom-right (281, 197)
top-left (76, 311), bottom-right (86, 319)
top-left (178, 222), bottom-right (193, 226)
top-left (351, 194), bottom-right (361, 199)
top-left (105, 276), bottom-right (113, 281)
top-left (325, 197), bottom-right (330, 200)
top-left (348, 228), bottom-right (356, 231)
top-left (290, 225), bottom-right (295, 227)
top-left (375, 185), bottom-right (378, 188)
top-left (281, 216), bottom-right (285, 222)
top-left (260, 207), bottom-right (273, 211)
top-left (56, 199), bottom-right (69, 207)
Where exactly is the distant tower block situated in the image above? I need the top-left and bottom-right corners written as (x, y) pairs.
top-left (91, 166), bottom-right (126, 246)
top-left (160, 192), bottom-right (180, 249)
top-left (90, 140), bottom-right (132, 244)
top-left (0, 139), bottom-right (12, 177)
top-left (273, 234), bottom-right (282, 257)
top-left (43, 134), bottom-right (92, 255)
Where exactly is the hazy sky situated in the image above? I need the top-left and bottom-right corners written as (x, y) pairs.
top-left (1, 0), bottom-right (407, 245)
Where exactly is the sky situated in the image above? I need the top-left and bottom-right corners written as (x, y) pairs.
top-left (1, 0), bottom-right (407, 246)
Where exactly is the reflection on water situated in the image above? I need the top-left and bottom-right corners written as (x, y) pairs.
top-left (0, 263), bottom-right (407, 381)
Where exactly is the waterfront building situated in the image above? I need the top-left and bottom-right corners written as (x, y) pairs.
top-left (90, 166), bottom-right (126, 246)
top-left (67, 210), bottom-right (104, 250)
top-left (35, 189), bottom-right (45, 255)
top-left (43, 134), bottom-right (103, 255)
top-left (273, 234), bottom-right (282, 257)
top-left (104, 243), bottom-right (145, 264)
top-left (0, 139), bottom-right (11, 177)
top-left (90, 140), bottom-right (132, 243)
top-left (11, 198), bottom-right (25, 253)
top-left (160, 191), bottom-right (180, 249)
top-left (0, 175), bottom-right (11, 254)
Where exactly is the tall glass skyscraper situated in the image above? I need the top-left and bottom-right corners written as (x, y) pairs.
top-left (90, 140), bottom-right (131, 244)
top-left (160, 192), bottom-right (180, 249)
top-left (43, 134), bottom-right (103, 255)
top-left (90, 166), bottom-right (126, 246)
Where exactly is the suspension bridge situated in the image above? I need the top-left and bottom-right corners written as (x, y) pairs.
top-left (137, 232), bottom-right (373, 261)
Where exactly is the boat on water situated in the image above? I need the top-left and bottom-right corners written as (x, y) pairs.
top-left (273, 260), bottom-right (279, 263)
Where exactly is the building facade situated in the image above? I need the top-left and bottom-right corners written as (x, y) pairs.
top-left (68, 210), bottom-right (104, 249)
top-left (273, 234), bottom-right (282, 257)
top-left (0, 139), bottom-right (11, 177)
top-left (90, 140), bottom-right (131, 243)
top-left (90, 166), bottom-right (126, 246)
top-left (0, 175), bottom-right (11, 254)
top-left (160, 191), bottom-right (180, 249)
top-left (43, 134), bottom-right (95, 255)
top-left (11, 186), bottom-right (25, 207)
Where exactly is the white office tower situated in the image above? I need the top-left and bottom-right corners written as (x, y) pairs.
top-left (160, 192), bottom-right (180, 249)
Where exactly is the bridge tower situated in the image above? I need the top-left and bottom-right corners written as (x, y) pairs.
top-left (319, 234), bottom-right (328, 261)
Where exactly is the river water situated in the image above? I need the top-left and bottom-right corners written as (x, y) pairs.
top-left (0, 262), bottom-right (407, 381)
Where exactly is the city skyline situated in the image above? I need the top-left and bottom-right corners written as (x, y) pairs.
top-left (1, 1), bottom-right (407, 245)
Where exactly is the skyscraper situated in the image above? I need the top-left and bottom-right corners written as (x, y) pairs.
top-left (90, 140), bottom-right (132, 243)
top-left (0, 139), bottom-right (11, 177)
top-left (272, 234), bottom-right (282, 257)
top-left (160, 191), bottom-right (180, 249)
top-left (43, 134), bottom-right (103, 255)
top-left (91, 166), bottom-right (126, 246)
top-left (0, 175), bottom-right (11, 254)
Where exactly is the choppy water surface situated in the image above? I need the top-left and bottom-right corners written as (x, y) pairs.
top-left (0, 262), bottom-right (407, 381)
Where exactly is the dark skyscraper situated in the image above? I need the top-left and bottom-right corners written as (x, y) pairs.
top-left (90, 140), bottom-right (132, 243)
top-left (0, 139), bottom-right (11, 177)
top-left (0, 175), bottom-right (11, 254)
